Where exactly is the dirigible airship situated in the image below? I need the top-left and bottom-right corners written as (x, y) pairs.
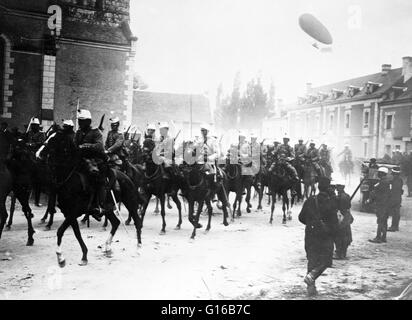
top-left (299, 13), bottom-right (333, 46)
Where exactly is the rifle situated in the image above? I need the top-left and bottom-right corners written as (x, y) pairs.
top-left (98, 114), bottom-right (105, 132)
top-left (350, 178), bottom-right (366, 201)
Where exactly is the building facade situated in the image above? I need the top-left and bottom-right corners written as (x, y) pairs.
top-left (132, 90), bottom-right (212, 140)
top-left (0, 0), bottom-right (136, 130)
top-left (286, 57), bottom-right (412, 160)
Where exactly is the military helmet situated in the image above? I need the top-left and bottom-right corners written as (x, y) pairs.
top-left (378, 167), bottom-right (389, 174)
top-left (78, 109), bottom-right (92, 120)
top-left (31, 118), bottom-right (40, 125)
top-left (109, 117), bottom-right (120, 124)
top-left (63, 119), bottom-right (74, 127)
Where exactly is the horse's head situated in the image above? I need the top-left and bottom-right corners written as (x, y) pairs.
top-left (83, 158), bottom-right (100, 175)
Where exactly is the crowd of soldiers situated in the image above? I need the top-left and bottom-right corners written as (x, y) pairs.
top-left (0, 111), bottom-right (408, 297)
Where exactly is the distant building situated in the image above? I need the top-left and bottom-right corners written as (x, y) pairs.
top-left (285, 57), bottom-right (412, 159)
top-left (0, 0), bottom-right (136, 130)
top-left (132, 90), bottom-right (212, 140)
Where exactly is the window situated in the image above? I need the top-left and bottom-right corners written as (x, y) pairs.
top-left (345, 113), bottom-right (350, 129)
top-left (364, 142), bottom-right (368, 158)
top-left (329, 114), bottom-right (334, 130)
top-left (386, 114), bottom-right (393, 130)
top-left (364, 111), bottom-right (370, 129)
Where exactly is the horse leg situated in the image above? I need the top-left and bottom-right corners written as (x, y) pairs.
top-left (104, 209), bottom-right (120, 256)
top-left (6, 194), bottom-right (16, 230)
top-left (0, 196), bottom-right (8, 240)
top-left (171, 192), bottom-right (182, 230)
top-left (15, 189), bottom-right (35, 246)
top-left (154, 197), bottom-right (160, 214)
top-left (257, 182), bottom-right (263, 210)
top-left (159, 194), bottom-right (167, 235)
top-left (167, 196), bottom-right (173, 210)
top-left (140, 194), bottom-right (151, 228)
top-left (56, 218), bottom-right (71, 268)
top-left (191, 200), bottom-right (204, 239)
top-left (269, 192), bottom-right (275, 224)
top-left (70, 219), bottom-right (88, 266)
top-left (267, 187), bottom-right (271, 205)
top-left (245, 186), bottom-right (252, 213)
top-left (188, 200), bottom-right (197, 239)
top-left (102, 215), bottom-right (108, 230)
top-left (206, 200), bottom-right (213, 231)
top-left (236, 190), bottom-right (243, 217)
top-left (45, 191), bottom-right (57, 230)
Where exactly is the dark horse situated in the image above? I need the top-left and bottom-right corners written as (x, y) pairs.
top-left (139, 139), bottom-right (183, 234)
top-left (180, 142), bottom-right (230, 239)
top-left (223, 161), bottom-right (254, 219)
top-left (268, 162), bottom-right (296, 225)
top-left (0, 136), bottom-right (35, 246)
top-left (39, 129), bottom-right (142, 267)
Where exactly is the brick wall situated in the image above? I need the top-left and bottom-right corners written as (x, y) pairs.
top-left (54, 43), bottom-right (129, 129)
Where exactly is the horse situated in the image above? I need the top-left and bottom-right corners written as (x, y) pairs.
top-left (254, 165), bottom-right (269, 210)
top-left (39, 128), bottom-right (142, 267)
top-left (223, 162), bottom-right (246, 219)
top-left (139, 139), bottom-right (183, 234)
top-left (339, 158), bottom-right (353, 185)
top-left (0, 137), bottom-right (35, 246)
top-left (268, 163), bottom-right (296, 224)
top-left (303, 159), bottom-right (317, 200)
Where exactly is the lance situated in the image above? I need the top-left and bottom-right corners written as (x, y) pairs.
top-left (75, 99), bottom-right (80, 132)
top-left (26, 117), bottom-right (34, 134)
top-left (98, 114), bottom-right (105, 132)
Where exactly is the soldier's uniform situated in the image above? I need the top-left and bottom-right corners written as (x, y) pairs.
top-left (369, 170), bottom-right (391, 243)
top-left (105, 130), bottom-right (124, 155)
top-left (238, 138), bottom-right (253, 176)
top-left (294, 143), bottom-right (307, 160)
top-left (26, 130), bottom-right (46, 152)
top-left (299, 177), bottom-right (338, 296)
top-left (306, 145), bottom-right (322, 176)
top-left (249, 139), bottom-right (261, 175)
top-left (333, 186), bottom-right (353, 259)
top-left (74, 127), bottom-right (105, 158)
top-left (195, 134), bottom-right (219, 174)
top-left (153, 133), bottom-right (175, 179)
top-left (319, 146), bottom-right (333, 175)
top-left (388, 169), bottom-right (403, 232)
top-left (269, 143), bottom-right (299, 181)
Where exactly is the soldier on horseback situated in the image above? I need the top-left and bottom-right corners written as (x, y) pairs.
top-left (306, 141), bottom-right (322, 177)
top-left (74, 109), bottom-right (107, 220)
top-left (269, 135), bottom-right (299, 183)
top-left (319, 143), bottom-right (333, 177)
top-left (26, 118), bottom-right (46, 152)
top-left (145, 123), bottom-right (156, 140)
top-left (153, 122), bottom-right (176, 180)
top-left (105, 116), bottom-right (125, 169)
top-left (337, 143), bottom-right (354, 171)
top-left (194, 123), bottom-right (220, 179)
top-left (294, 138), bottom-right (307, 159)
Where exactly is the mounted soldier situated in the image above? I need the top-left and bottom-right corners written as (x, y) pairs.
top-left (319, 143), bottom-right (333, 178)
top-left (294, 138), bottom-right (307, 159)
top-left (105, 116), bottom-right (125, 169)
top-left (269, 135), bottom-right (299, 183)
top-left (305, 140), bottom-right (322, 177)
top-left (249, 133), bottom-right (261, 175)
top-left (26, 118), bottom-right (46, 152)
top-left (338, 143), bottom-right (354, 173)
top-left (194, 123), bottom-right (220, 178)
top-left (152, 122), bottom-right (177, 180)
top-left (145, 123), bottom-right (156, 141)
top-left (74, 109), bottom-right (107, 220)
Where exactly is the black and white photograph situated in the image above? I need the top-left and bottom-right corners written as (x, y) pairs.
top-left (1, 0), bottom-right (412, 305)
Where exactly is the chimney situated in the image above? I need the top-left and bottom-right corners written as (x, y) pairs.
top-left (306, 83), bottom-right (312, 94)
top-left (402, 57), bottom-right (412, 83)
top-left (381, 64), bottom-right (391, 75)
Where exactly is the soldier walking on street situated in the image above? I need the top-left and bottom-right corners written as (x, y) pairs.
top-left (333, 182), bottom-right (354, 259)
top-left (299, 177), bottom-right (339, 296)
top-left (368, 167), bottom-right (391, 243)
top-left (388, 167), bottom-right (403, 232)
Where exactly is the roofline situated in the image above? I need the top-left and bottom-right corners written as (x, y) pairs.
top-left (133, 89), bottom-right (209, 97)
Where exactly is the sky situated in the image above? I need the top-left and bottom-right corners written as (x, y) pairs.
top-left (130, 0), bottom-right (412, 105)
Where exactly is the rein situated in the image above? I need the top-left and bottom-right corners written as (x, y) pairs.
top-left (144, 164), bottom-right (161, 181)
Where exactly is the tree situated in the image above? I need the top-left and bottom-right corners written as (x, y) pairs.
top-left (133, 73), bottom-right (149, 90)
